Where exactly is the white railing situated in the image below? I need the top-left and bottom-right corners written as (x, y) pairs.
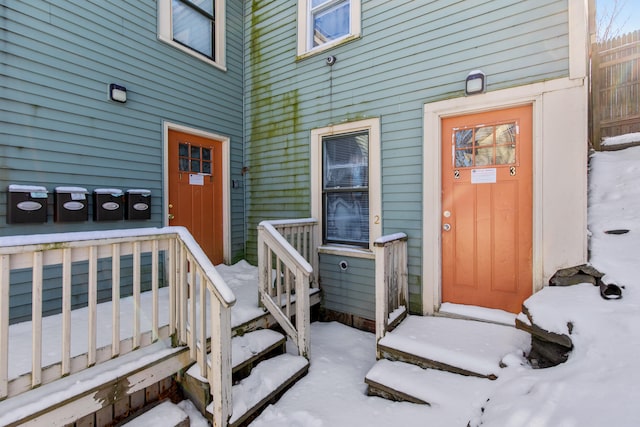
top-left (256, 219), bottom-right (317, 359)
top-left (0, 227), bottom-right (235, 426)
top-left (374, 233), bottom-right (409, 348)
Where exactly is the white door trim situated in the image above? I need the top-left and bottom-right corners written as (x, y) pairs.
top-left (162, 121), bottom-right (231, 264)
top-left (421, 77), bottom-right (586, 315)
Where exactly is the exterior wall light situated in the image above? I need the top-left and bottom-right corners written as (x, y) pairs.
top-left (109, 83), bottom-right (127, 103)
top-left (465, 70), bottom-right (486, 95)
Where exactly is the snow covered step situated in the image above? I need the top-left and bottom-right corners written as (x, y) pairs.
top-left (365, 359), bottom-right (494, 405)
top-left (181, 329), bottom-right (286, 415)
top-left (121, 400), bottom-right (189, 427)
top-left (377, 315), bottom-right (529, 379)
top-left (214, 353), bottom-right (309, 427)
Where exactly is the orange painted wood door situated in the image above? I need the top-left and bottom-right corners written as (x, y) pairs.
top-left (168, 130), bottom-right (224, 265)
top-left (441, 105), bottom-right (533, 313)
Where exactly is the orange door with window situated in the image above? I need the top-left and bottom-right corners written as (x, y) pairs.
top-left (168, 130), bottom-right (224, 265)
top-left (441, 105), bottom-right (533, 313)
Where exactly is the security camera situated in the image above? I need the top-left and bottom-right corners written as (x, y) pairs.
top-left (326, 55), bottom-right (337, 66)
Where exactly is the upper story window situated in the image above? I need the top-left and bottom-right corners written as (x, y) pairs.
top-left (158, 0), bottom-right (226, 69)
top-left (297, 0), bottom-right (361, 57)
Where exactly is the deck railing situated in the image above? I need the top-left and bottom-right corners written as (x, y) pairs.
top-left (256, 219), bottom-right (317, 359)
top-left (374, 233), bottom-right (408, 349)
top-left (0, 227), bottom-right (235, 425)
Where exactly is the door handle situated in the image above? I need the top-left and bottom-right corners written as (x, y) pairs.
top-left (443, 223), bottom-right (451, 231)
top-left (168, 214), bottom-right (175, 220)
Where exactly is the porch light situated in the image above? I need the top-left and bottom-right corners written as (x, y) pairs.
top-left (109, 83), bottom-right (127, 103)
top-left (465, 70), bottom-right (486, 95)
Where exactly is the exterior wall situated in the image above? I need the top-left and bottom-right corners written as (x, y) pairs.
top-left (2, 0), bottom-right (245, 322)
top-left (1, 0), bottom-right (245, 262)
top-left (244, 0), bottom-right (573, 318)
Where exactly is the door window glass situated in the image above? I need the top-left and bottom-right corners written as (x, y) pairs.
top-left (453, 122), bottom-right (517, 167)
top-left (179, 142), bottom-right (212, 174)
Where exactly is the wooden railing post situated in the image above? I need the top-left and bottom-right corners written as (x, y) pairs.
top-left (374, 233), bottom-right (408, 353)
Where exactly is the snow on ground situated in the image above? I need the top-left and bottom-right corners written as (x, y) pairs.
top-left (245, 142), bottom-right (640, 426)
top-left (5, 140), bottom-right (640, 426)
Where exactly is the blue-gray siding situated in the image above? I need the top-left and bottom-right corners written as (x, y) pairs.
top-left (1, 0), bottom-right (245, 263)
top-left (244, 0), bottom-right (570, 316)
top-left (2, 0), bottom-right (245, 319)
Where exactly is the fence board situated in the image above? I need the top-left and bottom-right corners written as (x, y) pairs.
top-left (592, 30), bottom-right (640, 149)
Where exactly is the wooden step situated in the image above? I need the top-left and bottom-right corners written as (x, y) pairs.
top-left (119, 400), bottom-right (189, 427)
top-left (377, 316), bottom-right (529, 379)
top-left (365, 359), bottom-right (493, 405)
top-left (180, 329), bottom-right (286, 415)
top-left (209, 353), bottom-right (309, 427)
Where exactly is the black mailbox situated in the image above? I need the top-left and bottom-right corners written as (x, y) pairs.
top-left (54, 187), bottom-right (88, 222)
top-left (7, 185), bottom-right (48, 224)
top-left (93, 188), bottom-right (124, 221)
top-left (126, 189), bottom-right (151, 220)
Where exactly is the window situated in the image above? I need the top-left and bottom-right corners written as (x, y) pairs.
top-left (311, 119), bottom-right (381, 252)
top-left (297, 0), bottom-right (361, 56)
top-left (158, 0), bottom-right (226, 68)
top-left (323, 131), bottom-right (369, 246)
top-left (178, 142), bottom-right (212, 174)
top-left (453, 122), bottom-right (518, 168)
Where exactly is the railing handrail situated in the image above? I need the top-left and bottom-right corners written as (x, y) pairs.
top-left (257, 219), bottom-right (315, 360)
top-left (257, 221), bottom-right (313, 276)
top-left (374, 232), bottom-right (408, 347)
top-left (0, 227), bottom-right (236, 308)
top-left (0, 227), bottom-right (235, 426)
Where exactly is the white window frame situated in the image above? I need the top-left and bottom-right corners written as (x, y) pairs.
top-left (297, 0), bottom-right (361, 58)
top-left (311, 118), bottom-right (381, 257)
top-left (157, 0), bottom-right (226, 70)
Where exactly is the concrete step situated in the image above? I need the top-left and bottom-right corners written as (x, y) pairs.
top-left (212, 353), bottom-right (309, 427)
top-left (120, 400), bottom-right (189, 427)
top-left (377, 315), bottom-right (529, 379)
top-left (365, 359), bottom-right (493, 405)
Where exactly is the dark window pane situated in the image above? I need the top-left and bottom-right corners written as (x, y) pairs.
top-left (191, 160), bottom-right (200, 172)
top-left (202, 148), bottom-right (211, 161)
top-left (191, 146), bottom-right (200, 159)
top-left (455, 149), bottom-right (473, 167)
top-left (202, 161), bottom-right (211, 174)
top-left (179, 158), bottom-right (189, 171)
top-left (455, 129), bottom-right (473, 149)
top-left (323, 132), bottom-right (368, 189)
top-left (179, 143), bottom-right (189, 157)
top-left (325, 192), bottom-right (369, 245)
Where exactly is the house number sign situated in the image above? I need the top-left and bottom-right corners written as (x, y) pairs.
top-left (510, 166), bottom-right (517, 176)
top-left (454, 170), bottom-right (460, 179)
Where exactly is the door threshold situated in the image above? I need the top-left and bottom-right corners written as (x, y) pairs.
top-left (436, 303), bottom-right (517, 327)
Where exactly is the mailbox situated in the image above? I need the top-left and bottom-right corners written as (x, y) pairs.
top-left (126, 189), bottom-right (151, 220)
top-left (93, 188), bottom-right (124, 221)
top-left (54, 187), bottom-right (88, 222)
top-left (7, 184), bottom-right (48, 224)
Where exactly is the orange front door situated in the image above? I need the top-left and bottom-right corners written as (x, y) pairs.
top-left (441, 105), bottom-right (533, 313)
top-left (168, 130), bottom-right (224, 265)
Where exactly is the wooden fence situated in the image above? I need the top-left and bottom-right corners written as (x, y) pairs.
top-left (591, 30), bottom-right (640, 150)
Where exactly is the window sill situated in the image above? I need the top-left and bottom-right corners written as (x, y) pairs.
top-left (318, 245), bottom-right (375, 259)
top-left (158, 35), bottom-right (227, 71)
top-left (296, 34), bottom-right (361, 61)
